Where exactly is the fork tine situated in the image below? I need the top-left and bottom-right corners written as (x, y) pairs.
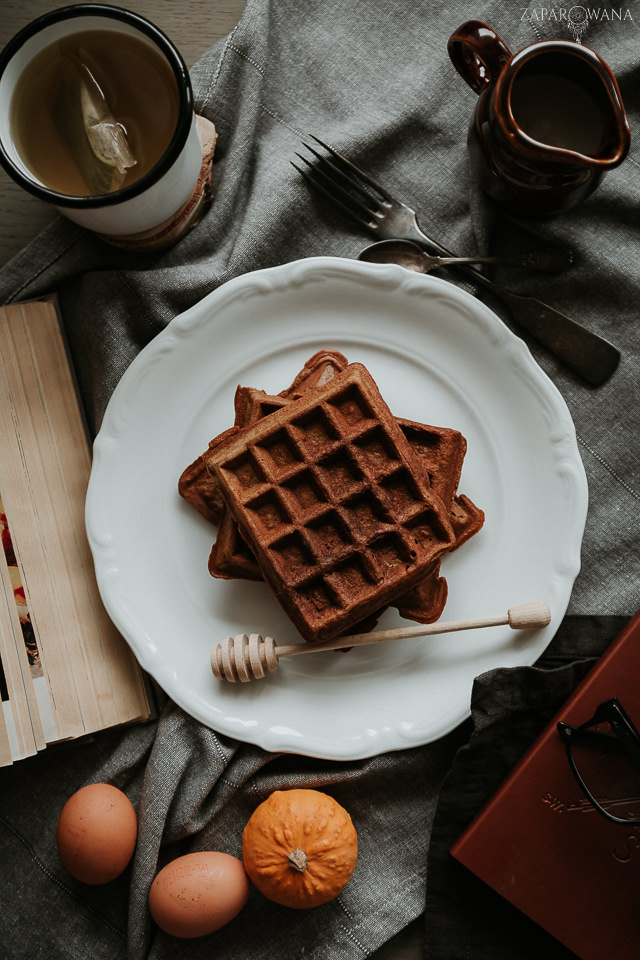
top-left (296, 145), bottom-right (381, 214)
top-left (307, 135), bottom-right (394, 203)
top-left (297, 142), bottom-right (385, 219)
top-left (291, 160), bottom-right (374, 231)
top-left (292, 151), bottom-right (380, 227)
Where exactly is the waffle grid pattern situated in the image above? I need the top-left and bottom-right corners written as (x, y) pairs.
top-left (212, 367), bottom-right (453, 639)
top-left (210, 400), bottom-right (469, 584)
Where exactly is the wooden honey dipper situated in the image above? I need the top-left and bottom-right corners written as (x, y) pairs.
top-left (211, 601), bottom-right (551, 683)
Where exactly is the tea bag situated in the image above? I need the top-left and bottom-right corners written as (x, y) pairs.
top-left (54, 50), bottom-right (137, 194)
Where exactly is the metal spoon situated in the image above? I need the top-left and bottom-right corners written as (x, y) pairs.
top-left (357, 238), bottom-right (620, 387)
top-left (358, 238), bottom-right (574, 273)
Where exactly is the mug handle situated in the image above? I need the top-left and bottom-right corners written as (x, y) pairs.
top-left (447, 20), bottom-right (512, 94)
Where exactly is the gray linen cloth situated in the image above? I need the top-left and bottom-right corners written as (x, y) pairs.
top-left (0, 1), bottom-right (638, 957)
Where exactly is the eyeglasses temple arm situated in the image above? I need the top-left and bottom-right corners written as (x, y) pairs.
top-left (558, 721), bottom-right (640, 768)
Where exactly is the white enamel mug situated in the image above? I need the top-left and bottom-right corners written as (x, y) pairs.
top-left (0, 3), bottom-right (202, 237)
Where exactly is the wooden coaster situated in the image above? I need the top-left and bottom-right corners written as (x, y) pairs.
top-left (98, 115), bottom-right (217, 253)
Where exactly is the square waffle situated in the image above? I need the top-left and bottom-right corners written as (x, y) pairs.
top-left (208, 409), bottom-right (480, 571)
top-left (178, 351), bottom-right (348, 525)
top-left (181, 351), bottom-right (484, 623)
top-left (204, 362), bottom-right (456, 643)
top-left (179, 425), bottom-right (239, 525)
top-left (391, 416), bottom-right (484, 622)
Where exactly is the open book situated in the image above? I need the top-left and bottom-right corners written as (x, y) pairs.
top-left (0, 299), bottom-right (153, 765)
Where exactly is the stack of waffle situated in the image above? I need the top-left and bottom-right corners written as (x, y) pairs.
top-left (179, 352), bottom-right (484, 644)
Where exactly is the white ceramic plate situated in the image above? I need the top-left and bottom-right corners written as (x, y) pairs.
top-left (86, 257), bottom-right (587, 760)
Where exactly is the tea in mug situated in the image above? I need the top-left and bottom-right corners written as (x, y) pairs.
top-left (10, 29), bottom-right (180, 196)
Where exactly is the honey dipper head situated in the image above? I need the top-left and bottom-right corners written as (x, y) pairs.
top-left (211, 633), bottom-right (278, 682)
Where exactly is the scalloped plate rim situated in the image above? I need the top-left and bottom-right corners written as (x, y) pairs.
top-left (86, 256), bottom-right (588, 760)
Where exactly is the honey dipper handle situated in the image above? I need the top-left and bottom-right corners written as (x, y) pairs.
top-left (276, 602), bottom-right (551, 658)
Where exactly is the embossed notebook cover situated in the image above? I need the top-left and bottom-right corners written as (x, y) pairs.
top-left (451, 609), bottom-right (640, 960)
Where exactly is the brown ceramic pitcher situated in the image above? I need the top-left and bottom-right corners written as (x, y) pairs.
top-left (447, 20), bottom-right (631, 216)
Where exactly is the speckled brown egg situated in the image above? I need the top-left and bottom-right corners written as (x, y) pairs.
top-left (56, 782), bottom-right (137, 884)
top-left (149, 851), bottom-right (250, 938)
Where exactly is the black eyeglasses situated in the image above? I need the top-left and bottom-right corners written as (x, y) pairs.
top-left (558, 698), bottom-right (640, 825)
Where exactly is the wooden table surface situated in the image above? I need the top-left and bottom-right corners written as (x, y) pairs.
top-left (0, 4), bottom-right (424, 955)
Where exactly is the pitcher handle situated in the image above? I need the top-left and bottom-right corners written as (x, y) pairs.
top-left (447, 20), bottom-right (512, 94)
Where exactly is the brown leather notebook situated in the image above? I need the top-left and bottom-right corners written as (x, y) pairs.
top-left (451, 609), bottom-right (640, 960)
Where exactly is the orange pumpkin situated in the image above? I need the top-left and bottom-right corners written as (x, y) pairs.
top-left (242, 788), bottom-right (358, 908)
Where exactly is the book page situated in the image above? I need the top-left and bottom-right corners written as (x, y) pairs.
top-left (0, 541), bottom-right (42, 762)
top-left (1, 495), bottom-right (57, 748)
top-left (0, 300), bottom-right (152, 753)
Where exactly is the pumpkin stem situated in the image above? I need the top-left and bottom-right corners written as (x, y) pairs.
top-left (287, 848), bottom-right (308, 872)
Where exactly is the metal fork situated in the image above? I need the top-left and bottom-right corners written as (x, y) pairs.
top-left (292, 135), bottom-right (620, 387)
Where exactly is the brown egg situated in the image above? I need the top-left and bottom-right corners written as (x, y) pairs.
top-left (149, 851), bottom-right (250, 938)
top-left (56, 783), bottom-right (137, 884)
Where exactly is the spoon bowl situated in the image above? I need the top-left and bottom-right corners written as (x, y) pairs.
top-left (358, 238), bottom-right (573, 274)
